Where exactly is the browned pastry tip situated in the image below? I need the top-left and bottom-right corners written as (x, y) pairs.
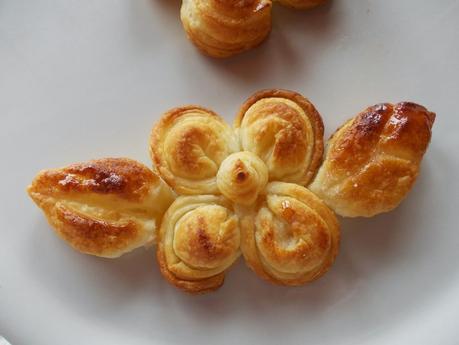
top-left (156, 195), bottom-right (241, 293)
top-left (240, 182), bottom-right (340, 285)
top-left (235, 89), bottom-right (324, 186)
top-left (150, 105), bottom-right (239, 195)
top-left (27, 158), bottom-right (175, 258)
top-left (181, 0), bottom-right (273, 58)
top-left (277, 0), bottom-right (328, 10)
top-left (309, 102), bottom-right (435, 217)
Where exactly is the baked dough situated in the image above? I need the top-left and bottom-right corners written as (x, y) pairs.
top-left (277, 0), bottom-right (328, 10)
top-left (235, 89), bottom-right (324, 186)
top-left (309, 102), bottom-right (436, 217)
top-left (27, 158), bottom-right (175, 258)
top-left (240, 182), bottom-right (339, 285)
top-left (156, 195), bottom-right (241, 293)
top-left (26, 92), bottom-right (436, 293)
top-left (217, 151), bottom-right (268, 205)
top-left (180, 0), bottom-right (272, 58)
top-left (150, 105), bottom-right (239, 195)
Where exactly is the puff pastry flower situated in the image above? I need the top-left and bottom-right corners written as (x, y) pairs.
top-left (148, 89), bottom-right (338, 291)
top-left (28, 89), bottom-right (435, 294)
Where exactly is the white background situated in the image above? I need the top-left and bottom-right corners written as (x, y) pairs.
top-left (1, 1), bottom-right (459, 344)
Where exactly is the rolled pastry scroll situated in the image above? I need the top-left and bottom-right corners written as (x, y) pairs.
top-left (235, 89), bottom-right (324, 186)
top-left (151, 105), bottom-right (239, 195)
top-left (217, 151), bottom-right (269, 206)
top-left (181, 0), bottom-right (272, 58)
top-left (157, 195), bottom-right (241, 293)
top-left (240, 182), bottom-right (339, 285)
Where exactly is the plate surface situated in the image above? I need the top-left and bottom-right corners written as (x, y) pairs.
top-left (1, 1), bottom-right (458, 344)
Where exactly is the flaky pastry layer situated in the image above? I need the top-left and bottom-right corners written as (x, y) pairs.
top-left (28, 158), bottom-right (175, 258)
top-left (217, 151), bottom-right (269, 206)
top-left (150, 105), bottom-right (239, 195)
top-left (240, 182), bottom-right (340, 285)
top-left (181, 0), bottom-right (272, 58)
top-left (235, 89), bottom-right (324, 186)
top-left (309, 102), bottom-right (435, 217)
top-left (157, 195), bottom-right (241, 293)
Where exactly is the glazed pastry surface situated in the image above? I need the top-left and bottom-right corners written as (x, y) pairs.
top-left (181, 0), bottom-right (272, 58)
top-left (235, 89), bottom-right (324, 186)
top-left (240, 182), bottom-right (339, 285)
top-left (26, 89), bottom-right (436, 294)
top-left (156, 195), bottom-right (241, 293)
top-left (309, 102), bottom-right (435, 217)
top-left (28, 158), bottom-right (175, 258)
top-left (150, 105), bottom-right (239, 195)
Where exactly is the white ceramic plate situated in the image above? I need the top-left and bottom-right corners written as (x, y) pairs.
top-left (1, 1), bottom-right (458, 344)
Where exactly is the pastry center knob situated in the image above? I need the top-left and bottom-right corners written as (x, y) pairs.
top-left (217, 151), bottom-right (269, 206)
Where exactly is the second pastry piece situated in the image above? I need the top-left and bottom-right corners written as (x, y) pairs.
top-left (235, 89), bottom-right (324, 186)
top-left (181, 0), bottom-right (272, 58)
top-left (240, 182), bottom-right (339, 285)
top-left (157, 195), bottom-right (241, 293)
top-left (151, 106), bottom-right (239, 195)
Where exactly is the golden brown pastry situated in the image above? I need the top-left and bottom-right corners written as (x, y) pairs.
top-left (156, 195), bottom-right (241, 293)
top-left (150, 105), bottom-right (239, 195)
top-left (27, 158), bottom-right (175, 258)
top-left (235, 89), bottom-right (324, 186)
top-left (277, 0), bottom-right (328, 10)
top-left (216, 151), bottom-right (268, 206)
top-left (26, 90), bottom-right (437, 295)
top-left (180, 0), bottom-right (272, 58)
top-left (239, 182), bottom-right (339, 285)
top-left (309, 102), bottom-right (436, 217)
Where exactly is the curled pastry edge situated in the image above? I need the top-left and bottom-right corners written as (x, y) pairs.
top-left (235, 89), bottom-right (325, 186)
top-left (150, 105), bottom-right (239, 195)
top-left (156, 195), bottom-right (241, 293)
top-left (239, 182), bottom-right (340, 286)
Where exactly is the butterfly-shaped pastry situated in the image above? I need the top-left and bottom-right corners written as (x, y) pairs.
top-left (28, 89), bottom-right (435, 293)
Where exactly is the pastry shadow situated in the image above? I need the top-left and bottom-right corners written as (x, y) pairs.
top-left (154, 0), bottom-right (181, 13)
top-left (203, 1), bottom-right (338, 82)
top-left (26, 220), bottom-right (167, 312)
top-left (339, 160), bottom-right (435, 270)
top-left (172, 252), bottom-right (359, 321)
top-left (127, 0), bottom-right (182, 49)
top-left (170, 162), bottom-right (435, 320)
